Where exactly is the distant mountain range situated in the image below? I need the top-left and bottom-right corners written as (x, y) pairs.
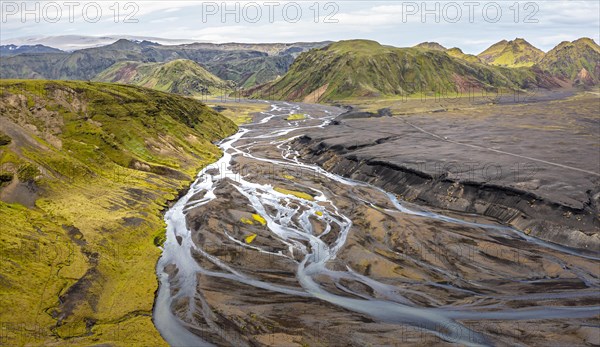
top-left (1, 37), bottom-right (598, 99)
top-left (0, 39), bottom-right (330, 88)
top-left (1, 35), bottom-right (201, 51)
top-left (0, 44), bottom-right (64, 57)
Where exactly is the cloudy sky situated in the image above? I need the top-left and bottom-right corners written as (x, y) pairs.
top-left (1, 0), bottom-right (599, 53)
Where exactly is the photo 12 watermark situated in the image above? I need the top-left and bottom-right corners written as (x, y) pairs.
top-left (397, 1), bottom-right (540, 23)
top-left (0, 1), bottom-right (544, 25)
top-left (1, 1), bottom-right (140, 23)
top-left (199, 1), bottom-right (340, 23)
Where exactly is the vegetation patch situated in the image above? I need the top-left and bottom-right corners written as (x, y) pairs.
top-left (245, 233), bottom-right (257, 244)
top-left (274, 187), bottom-right (314, 201)
top-left (252, 213), bottom-right (267, 226)
top-left (240, 217), bottom-right (254, 225)
top-left (206, 101), bottom-right (269, 125)
top-left (250, 39), bottom-right (564, 102)
top-left (0, 80), bottom-right (237, 346)
top-left (286, 113), bottom-right (306, 121)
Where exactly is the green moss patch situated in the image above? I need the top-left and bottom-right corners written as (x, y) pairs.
top-left (0, 80), bottom-right (237, 346)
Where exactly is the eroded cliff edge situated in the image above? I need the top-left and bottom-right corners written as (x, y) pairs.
top-left (291, 96), bottom-right (600, 254)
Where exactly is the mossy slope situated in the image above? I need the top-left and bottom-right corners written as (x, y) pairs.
top-left (478, 38), bottom-right (545, 67)
top-left (93, 59), bottom-right (234, 96)
top-left (538, 38), bottom-right (600, 85)
top-left (0, 80), bottom-right (237, 346)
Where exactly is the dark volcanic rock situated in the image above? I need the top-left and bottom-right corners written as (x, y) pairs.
top-left (292, 98), bottom-right (600, 253)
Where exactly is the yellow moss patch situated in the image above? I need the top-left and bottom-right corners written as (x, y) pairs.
top-left (252, 214), bottom-right (267, 226)
top-left (206, 102), bottom-right (269, 125)
top-left (240, 217), bottom-right (254, 225)
top-left (286, 113), bottom-right (306, 121)
top-left (315, 211), bottom-right (323, 216)
top-left (282, 174), bottom-right (295, 180)
top-left (245, 233), bottom-right (257, 244)
top-left (274, 187), bottom-right (314, 201)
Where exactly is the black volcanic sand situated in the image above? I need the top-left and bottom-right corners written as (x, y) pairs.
top-left (161, 98), bottom-right (600, 346)
top-left (295, 92), bottom-right (600, 252)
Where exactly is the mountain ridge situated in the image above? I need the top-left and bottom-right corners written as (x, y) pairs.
top-left (0, 39), bottom-right (329, 88)
top-left (538, 37), bottom-right (600, 85)
top-left (478, 38), bottom-right (545, 67)
top-left (249, 39), bottom-right (560, 102)
top-left (415, 42), bottom-right (447, 51)
top-left (0, 44), bottom-right (64, 57)
top-left (2, 37), bottom-right (598, 96)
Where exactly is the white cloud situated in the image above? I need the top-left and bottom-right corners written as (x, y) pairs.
top-left (1, 0), bottom-right (598, 52)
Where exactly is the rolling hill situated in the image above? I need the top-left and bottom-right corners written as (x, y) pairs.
top-left (538, 38), bottom-right (600, 85)
top-left (250, 40), bottom-right (558, 102)
top-left (478, 38), bottom-right (545, 67)
top-left (0, 80), bottom-right (236, 346)
top-left (0, 39), bottom-right (329, 88)
top-left (93, 59), bottom-right (233, 95)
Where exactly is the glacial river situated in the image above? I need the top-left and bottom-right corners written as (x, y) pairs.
top-left (154, 101), bottom-right (599, 347)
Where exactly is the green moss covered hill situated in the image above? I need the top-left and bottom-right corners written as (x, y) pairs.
top-left (477, 38), bottom-right (545, 67)
top-left (93, 59), bottom-right (234, 96)
top-left (538, 38), bottom-right (600, 85)
top-left (251, 40), bottom-right (557, 102)
top-left (0, 80), bottom-right (237, 346)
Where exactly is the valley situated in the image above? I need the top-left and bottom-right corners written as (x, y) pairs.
top-left (154, 97), bottom-right (599, 346)
top-left (1, 33), bottom-right (599, 346)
